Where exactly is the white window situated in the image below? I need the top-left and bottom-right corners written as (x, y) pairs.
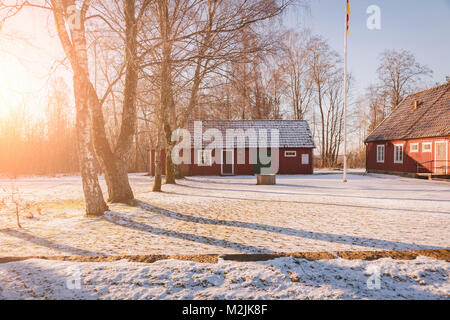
top-left (284, 151), bottom-right (297, 158)
top-left (422, 142), bottom-right (432, 153)
top-left (301, 154), bottom-right (309, 165)
top-left (377, 145), bottom-right (385, 163)
top-left (410, 143), bottom-right (419, 153)
top-left (394, 144), bottom-right (404, 164)
top-left (197, 150), bottom-right (212, 166)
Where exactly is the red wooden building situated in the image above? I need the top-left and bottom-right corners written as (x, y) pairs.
top-left (151, 120), bottom-right (315, 176)
top-left (365, 83), bottom-right (450, 176)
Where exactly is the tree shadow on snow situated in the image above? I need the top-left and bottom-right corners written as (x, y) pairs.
top-left (105, 211), bottom-right (276, 254)
top-left (180, 178), bottom-right (450, 204)
top-left (133, 201), bottom-right (445, 251)
top-left (0, 229), bottom-right (104, 256)
top-left (170, 185), bottom-right (450, 215)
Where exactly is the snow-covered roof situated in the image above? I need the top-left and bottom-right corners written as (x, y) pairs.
top-left (187, 120), bottom-right (315, 149)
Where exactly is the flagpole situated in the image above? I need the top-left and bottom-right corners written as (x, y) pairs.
top-left (343, 0), bottom-right (348, 183)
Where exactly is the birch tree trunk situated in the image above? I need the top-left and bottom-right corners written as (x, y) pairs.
top-left (51, 0), bottom-right (108, 216)
top-left (73, 74), bottom-right (109, 215)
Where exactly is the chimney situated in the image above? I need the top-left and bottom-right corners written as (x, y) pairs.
top-left (413, 100), bottom-right (419, 110)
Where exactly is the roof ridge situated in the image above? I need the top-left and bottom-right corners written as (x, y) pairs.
top-left (407, 82), bottom-right (450, 97)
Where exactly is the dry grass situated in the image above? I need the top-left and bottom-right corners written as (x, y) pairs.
top-left (1, 249), bottom-right (448, 265)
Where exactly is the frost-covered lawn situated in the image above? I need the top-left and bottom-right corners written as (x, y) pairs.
top-left (0, 256), bottom-right (448, 299)
top-left (0, 173), bottom-right (449, 256)
top-left (0, 173), bottom-right (449, 299)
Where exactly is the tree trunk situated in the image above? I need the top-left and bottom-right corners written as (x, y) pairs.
top-left (159, 0), bottom-right (177, 185)
top-left (153, 129), bottom-right (162, 192)
top-left (163, 121), bottom-right (176, 184)
top-left (317, 87), bottom-right (325, 168)
top-left (175, 164), bottom-right (184, 179)
top-left (110, 0), bottom-right (138, 200)
top-left (51, 0), bottom-right (108, 216)
top-left (86, 0), bottom-right (138, 203)
top-left (74, 75), bottom-right (109, 216)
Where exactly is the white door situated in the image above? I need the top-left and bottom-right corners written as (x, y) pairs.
top-left (434, 141), bottom-right (448, 175)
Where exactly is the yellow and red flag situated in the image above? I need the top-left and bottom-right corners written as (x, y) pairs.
top-left (346, 0), bottom-right (350, 37)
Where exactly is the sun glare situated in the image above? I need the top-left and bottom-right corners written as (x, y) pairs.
top-left (0, 9), bottom-right (67, 121)
top-left (0, 49), bottom-right (34, 117)
top-left (0, 44), bottom-right (55, 121)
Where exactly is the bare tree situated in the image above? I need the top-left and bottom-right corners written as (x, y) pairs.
top-left (306, 35), bottom-right (343, 167)
top-left (85, 0), bottom-right (153, 203)
top-left (50, 0), bottom-right (109, 215)
top-left (144, 0), bottom-right (295, 187)
top-left (377, 49), bottom-right (432, 109)
top-left (365, 84), bottom-right (390, 132)
top-left (281, 30), bottom-right (313, 120)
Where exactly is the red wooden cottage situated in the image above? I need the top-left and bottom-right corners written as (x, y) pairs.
top-left (151, 120), bottom-right (315, 176)
top-left (365, 83), bottom-right (450, 176)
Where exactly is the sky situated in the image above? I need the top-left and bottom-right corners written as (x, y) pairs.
top-left (0, 0), bottom-right (449, 118)
top-left (286, 0), bottom-right (450, 95)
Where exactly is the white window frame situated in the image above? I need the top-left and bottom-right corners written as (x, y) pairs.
top-left (410, 143), bottom-right (419, 153)
top-left (394, 144), bottom-right (404, 164)
top-left (301, 154), bottom-right (309, 165)
top-left (376, 145), bottom-right (385, 163)
top-left (284, 151), bottom-right (297, 158)
top-left (197, 149), bottom-right (212, 167)
top-left (422, 142), bottom-right (432, 153)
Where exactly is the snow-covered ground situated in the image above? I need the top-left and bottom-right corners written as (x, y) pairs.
top-left (0, 256), bottom-right (448, 299)
top-left (0, 173), bottom-right (448, 256)
top-left (0, 173), bottom-right (449, 299)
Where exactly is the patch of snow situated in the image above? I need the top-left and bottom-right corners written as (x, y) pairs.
top-left (0, 256), bottom-right (448, 300)
top-left (0, 174), bottom-right (449, 256)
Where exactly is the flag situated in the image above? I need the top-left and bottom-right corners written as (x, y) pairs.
top-left (346, 0), bottom-right (350, 37)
